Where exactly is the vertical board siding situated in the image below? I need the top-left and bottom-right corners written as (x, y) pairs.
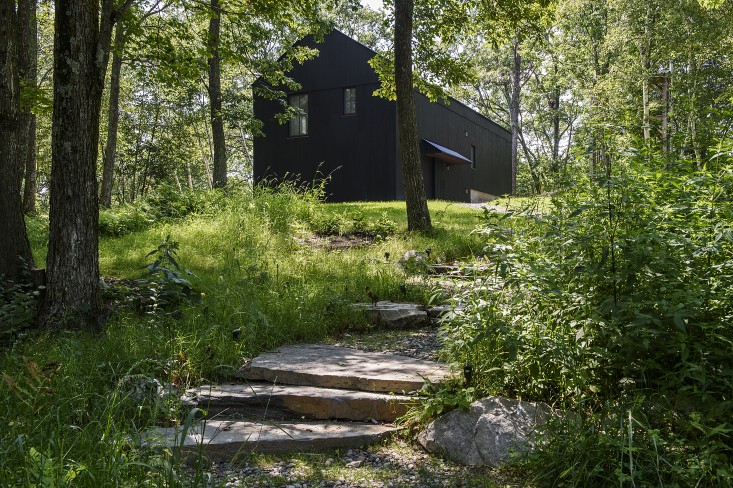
top-left (414, 93), bottom-right (512, 202)
top-left (253, 29), bottom-right (511, 203)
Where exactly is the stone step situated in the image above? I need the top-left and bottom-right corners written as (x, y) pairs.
top-left (189, 383), bottom-right (415, 422)
top-left (430, 264), bottom-right (489, 277)
top-left (352, 301), bottom-right (429, 329)
top-left (144, 419), bottom-right (400, 461)
top-left (235, 344), bottom-right (452, 394)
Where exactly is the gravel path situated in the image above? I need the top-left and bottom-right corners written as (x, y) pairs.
top-left (210, 438), bottom-right (505, 487)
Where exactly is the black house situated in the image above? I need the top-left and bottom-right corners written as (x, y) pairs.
top-left (253, 30), bottom-right (512, 203)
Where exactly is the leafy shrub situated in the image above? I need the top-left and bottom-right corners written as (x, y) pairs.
top-left (311, 212), bottom-right (348, 235)
top-left (0, 263), bottom-right (44, 344)
top-left (442, 154), bottom-right (733, 484)
top-left (369, 213), bottom-right (398, 239)
top-left (98, 204), bottom-right (152, 237)
top-left (404, 378), bottom-right (477, 427)
top-left (98, 181), bottom-right (250, 237)
top-left (253, 178), bottom-right (325, 233)
top-left (138, 236), bottom-right (199, 315)
top-left (309, 209), bottom-right (398, 239)
top-left (0, 275), bottom-right (40, 344)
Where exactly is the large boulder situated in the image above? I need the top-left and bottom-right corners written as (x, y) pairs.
top-left (418, 396), bottom-right (551, 466)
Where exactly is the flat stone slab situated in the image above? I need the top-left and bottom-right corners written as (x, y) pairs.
top-left (352, 301), bottom-right (429, 329)
top-left (236, 344), bottom-right (452, 393)
top-left (144, 420), bottom-right (399, 461)
top-left (430, 264), bottom-right (489, 278)
top-left (190, 383), bottom-right (415, 422)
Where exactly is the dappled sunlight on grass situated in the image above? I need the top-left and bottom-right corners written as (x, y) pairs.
top-left (9, 190), bottom-right (496, 487)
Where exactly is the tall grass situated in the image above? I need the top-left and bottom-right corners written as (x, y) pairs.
top-left (1, 183), bottom-right (486, 486)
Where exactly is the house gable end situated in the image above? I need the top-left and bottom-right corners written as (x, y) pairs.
top-left (285, 30), bottom-right (380, 94)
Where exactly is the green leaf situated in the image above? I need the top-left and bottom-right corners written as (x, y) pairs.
top-left (673, 315), bottom-right (687, 333)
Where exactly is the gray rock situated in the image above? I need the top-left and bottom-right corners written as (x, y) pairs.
top-left (398, 250), bottom-right (431, 274)
top-left (189, 383), bottom-right (415, 422)
top-left (143, 419), bottom-right (400, 461)
top-left (418, 396), bottom-right (551, 466)
top-left (353, 301), bottom-right (429, 329)
top-left (425, 304), bottom-right (464, 319)
top-left (236, 344), bottom-right (451, 393)
top-left (117, 374), bottom-right (178, 407)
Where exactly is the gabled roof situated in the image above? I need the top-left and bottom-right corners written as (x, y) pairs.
top-left (257, 28), bottom-right (510, 138)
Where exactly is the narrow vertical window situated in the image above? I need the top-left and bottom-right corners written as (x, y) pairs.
top-left (471, 145), bottom-right (476, 169)
top-left (289, 93), bottom-right (308, 136)
top-left (344, 87), bottom-right (356, 115)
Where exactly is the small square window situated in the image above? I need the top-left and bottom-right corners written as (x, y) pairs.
top-left (289, 93), bottom-right (308, 136)
top-left (344, 87), bottom-right (356, 115)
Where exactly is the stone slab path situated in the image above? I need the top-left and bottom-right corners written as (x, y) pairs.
top-left (145, 420), bottom-right (400, 461)
top-left (146, 343), bottom-right (453, 459)
top-left (189, 383), bottom-right (414, 422)
top-left (235, 344), bottom-right (451, 393)
top-left (352, 301), bottom-right (430, 328)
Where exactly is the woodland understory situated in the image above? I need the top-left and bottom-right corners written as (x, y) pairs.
top-left (1, 0), bottom-right (732, 486)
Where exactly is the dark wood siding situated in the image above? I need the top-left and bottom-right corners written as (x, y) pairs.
top-left (253, 31), bottom-right (397, 201)
top-left (253, 29), bottom-right (512, 203)
top-left (414, 94), bottom-right (512, 202)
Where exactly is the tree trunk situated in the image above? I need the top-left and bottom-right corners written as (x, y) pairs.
top-left (640, 5), bottom-right (651, 144)
top-left (0, 0), bottom-right (34, 280)
top-left (238, 122), bottom-right (252, 165)
top-left (394, 0), bottom-right (431, 232)
top-left (173, 169), bottom-right (182, 193)
top-left (138, 96), bottom-right (161, 198)
top-left (551, 62), bottom-right (560, 176)
top-left (186, 162), bottom-right (194, 190)
top-left (195, 119), bottom-right (214, 188)
top-left (100, 22), bottom-right (125, 208)
top-left (208, 0), bottom-right (227, 188)
top-left (43, 0), bottom-right (122, 327)
top-left (642, 76), bottom-right (650, 142)
top-left (18, 0), bottom-right (37, 215)
top-left (510, 35), bottom-right (521, 194)
top-left (552, 91), bottom-right (560, 173)
top-left (660, 64), bottom-right (671, 154)
top-left (518, 131), bottom-right (541, 194)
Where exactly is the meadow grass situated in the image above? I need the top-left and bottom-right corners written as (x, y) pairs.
top-left (1, 189), bottom-right (492, 487)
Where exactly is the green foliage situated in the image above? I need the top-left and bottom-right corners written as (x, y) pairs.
top-left (98, 183), bottom-right (238, 237)
top-left (0, 274), bottom-right (40, 344)
top-left (404, 378), bottom-right (477, 427)
top-left (371, 213), bottom-right (399, 240)
top-left (140, 235), bottom-right (200, 314)
top-left (442, 153), bottom-right (733, 484)
top-left (0, 324), bottom-right (213, 487)
top-left (3, 188), bottom-right (487, 486)
top-left (309, 208), bottom-right (398, 239)
top-left (98, 203), bottom-right (152, 237)
top-left (251, 178), bottom-right (325, 233)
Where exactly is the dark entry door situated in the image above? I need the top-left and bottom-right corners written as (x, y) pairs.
top-left (421, 156), bottom-right (435, 199)
top-left (434, 159), bottom-right (447, 199)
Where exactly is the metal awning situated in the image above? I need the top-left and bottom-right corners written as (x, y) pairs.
top-left (421, 139), bottom-right (472, 165)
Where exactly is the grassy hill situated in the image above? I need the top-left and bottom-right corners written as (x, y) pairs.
top-left (2, 186), bottom-right (500, 487)
top-left (4, 166), bottom-right (732, 486)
